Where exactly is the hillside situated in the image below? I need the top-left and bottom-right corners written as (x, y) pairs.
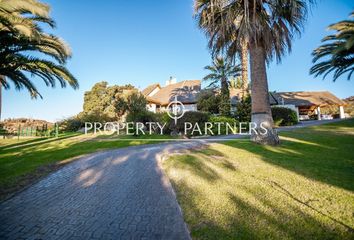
top-left (0, 118), bottom-right (53, 134)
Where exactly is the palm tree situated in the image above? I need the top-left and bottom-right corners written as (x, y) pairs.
top-left (203, 56), bottom-right (241, 116)
top-left (195, 0), bottom-right (314, 145)
top-left (195, 1), bottom-right (249, 98)
top-left (240, 39), bottom-right (249, 96)
top-left (0, 0), bottom-right (54, 36)
top-left (310, 11), bottom-right (354, 81)
top-left (0, 0), bottom-right (78, 120)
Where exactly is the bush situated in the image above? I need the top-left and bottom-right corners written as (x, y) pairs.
top-left (126, 110), bottom-right (157, 123)
top-left (271, 107), bottom-right (298, 126)
top-left (0, 123), bottom-right (8, 137)
top-left (171, 111), bottom-right (209, 136)
top-left (58, 117), bottom-right (83, 132)
top-left (235, 95), bottom-right (251, 122)
top-left (219, 94), bottom-right (231, 116)
top-left (197, 89), bottom-right (221, 114)
top-left (209, 116), bottom-right (238, 135)
top-left (155, 112), bottom-right (173, 134)
top-left (77, 111), bottom-right (112, 123)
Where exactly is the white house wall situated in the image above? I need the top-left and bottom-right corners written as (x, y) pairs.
top-left (147, 104), bottom-right (157, 113)
top-left (183, 104), bottom-right (197, 112)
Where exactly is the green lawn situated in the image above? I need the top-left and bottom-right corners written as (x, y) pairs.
top-left (0, 133), bottom-right (172, 199)
top-left (163, 119), bottom-right (354, 239)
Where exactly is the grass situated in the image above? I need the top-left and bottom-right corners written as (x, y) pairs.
top-left (0, 132), bottom-right (173, 199)
top-left (162, 119), bottom-right (354, 239)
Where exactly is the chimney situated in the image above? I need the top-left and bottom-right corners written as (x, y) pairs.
top-left (166, 76), bottom-right (177, 86)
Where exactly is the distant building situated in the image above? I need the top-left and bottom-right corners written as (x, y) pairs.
top-left (230, 88), bottom-right (245, 113)
top-left (141, 78), bottom-right (201, 113)
top-left (269, 91), bottom-right (347, 120)
top-left (142, 80), bottom-right (345, 121)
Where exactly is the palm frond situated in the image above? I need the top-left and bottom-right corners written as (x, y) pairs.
top-left (311, 11), bottom-right (354, 81)
top-left (0, 0), bottom-right (78, 97)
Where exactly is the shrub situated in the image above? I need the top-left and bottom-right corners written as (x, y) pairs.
top-left (126, 110), bottom-right (156, 123)
top-left (0, 123), bottom-right (7, 137)
top-left (155, 112), bottom-right (173, 134)
top-left (219, 94), bottom-right (231, 116)
top-left (197, 89), bottom-right (221, 114)
top-left (271, 107), bottom-right (298, 126)
top-left (58, 117), bottom-right (83, 132)
top-left (209, 116), bottom-right (238, 135)
top-left (171, 111), bottom-right (209, 136)
top-left (77, 111), bottom-right (112, 123)
top-left (235, 95), bottom-right (251, 122)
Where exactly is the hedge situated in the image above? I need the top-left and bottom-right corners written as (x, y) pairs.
top-left (208, 116), bottom-right (238, 135)
top-left (271, 107), bottom-right (298, 126)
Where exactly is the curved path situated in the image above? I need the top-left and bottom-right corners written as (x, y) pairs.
top-left (0, 141), bottom-right (204, 240)
top-left (0, 119), bottom-right (343, 239)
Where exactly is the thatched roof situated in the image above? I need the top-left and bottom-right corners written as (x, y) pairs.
top-left (344, 96), bottom-right (354, 102)
top-left (144, 80), bottom-right (201, 105)
top-left (141, 83), bottom-right (160, 96)
top-left (270, 91), bottom-right (346, 107)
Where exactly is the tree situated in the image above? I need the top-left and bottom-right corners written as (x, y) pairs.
top-left (229, 76), bottom-right (242, 89)
top-left (195, 0), bottom-right (314, 145)
top-left (82, 82), bottom-right (146, 122)
top-left (310, 11), bottom-right (354, 81)
top-left (0, 0), bottom-right (78, 119)
top-left (197, 89), bottom-right (221, 114)
top-left (83, 82), bottom-right (111, 121)
top-left (125, 92), bottom-right (147, 116)
top-left (194, 1), bottom-right (249, 97)
top-left (235, 94), bottom-right (251, 122)
top-left (203, 56), bottom-right (241, 116)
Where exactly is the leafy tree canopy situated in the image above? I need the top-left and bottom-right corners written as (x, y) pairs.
top-left (82, 82), bottom-right (146, 122)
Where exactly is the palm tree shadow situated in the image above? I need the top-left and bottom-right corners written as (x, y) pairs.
top-left (221, 125), bottom-right (354, 192)
top-left (0, 134), bottom-right (78, 152)
top-left (172, 154), bottom-right (220, 182)
top-left (171, 179), bottom-right (353, 239)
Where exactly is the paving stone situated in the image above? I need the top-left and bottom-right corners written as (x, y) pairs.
top-left (0, 142), bottom-right (201, 239)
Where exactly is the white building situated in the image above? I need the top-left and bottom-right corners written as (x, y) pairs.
top-left (141, 78), bottom-right (200, 113)
top-left (269, 91), bottom-right (347, 120)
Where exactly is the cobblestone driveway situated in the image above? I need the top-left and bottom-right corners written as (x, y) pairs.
top-left (0, 142), bottom-right (202, 240)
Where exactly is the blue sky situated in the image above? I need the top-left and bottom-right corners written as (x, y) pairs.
top-left (2, 0), bottom-right (354, 122)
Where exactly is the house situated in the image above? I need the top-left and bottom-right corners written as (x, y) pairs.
top-left (269, 91), bottom-right (347, 120)
top-left (142, 78), bottom-right (201, 113)
top-left (230, 88), bottom-right (245, 113)
top-left (142, 79), bottom-right (345, 121)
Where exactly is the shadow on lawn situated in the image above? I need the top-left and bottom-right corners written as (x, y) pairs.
top-left (0, 137), bottom-right (46, 149)
top-left (0, 133), bottom-right (79, 152)
top-left (172, 178), bottom-right (353, 240)
top-left (0, 136), bottom-right (145, 200)
top-left (221, 125), bottom-right (354, 192)
top-left (170, 154), bottom-right (221, 182)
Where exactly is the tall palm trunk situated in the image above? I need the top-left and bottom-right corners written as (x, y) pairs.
top-left (249, 41), bottom-right (279, 145)
top-left (220, 77), bottom-right (229, 96)
top-left (0, 76), bottom-right (3, 121)
top-left (240, 39), bottom-right (249, 98)
top-left (0, 83), bottom-right (2, 121)
top-left (220, 76), bottom-right (230, 116)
